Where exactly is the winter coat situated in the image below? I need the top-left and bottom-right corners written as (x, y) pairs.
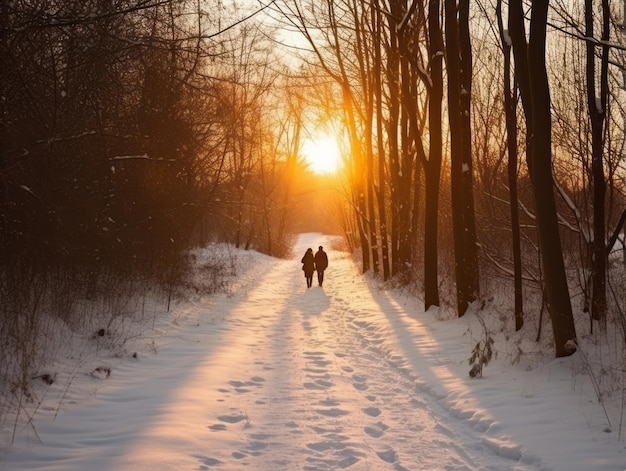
top-left (314, 249), bottom-right (328, 272)
top-left (301, 251), bottom-right (316, 277)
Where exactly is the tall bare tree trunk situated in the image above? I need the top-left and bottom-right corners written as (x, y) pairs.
top-left (356, 3), bottom-right (380, 276)
top-left (586, 0), bottom-right (609, 326)
top-left (458, 0), bottom-right (479, 304)
top-left (424, 0), bottom-right (443, 310)
top-left (510, 0), bottom-right (577, 357)
top-left (398, 20), bottom-right (416, 272)
top-left (445, 0), bottom-right (478, 316)
top-left (386, 6), bottom-right (401, 276)
top-left (373, 0), bottom-right (390, 280)
top-left (497, 0), bottom-right (523, 330)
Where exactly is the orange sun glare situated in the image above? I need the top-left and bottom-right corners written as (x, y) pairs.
top-left (301, 135), bottom-right (342, 174)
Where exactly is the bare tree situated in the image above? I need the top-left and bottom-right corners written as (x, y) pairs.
top-left (509, 0), bottom-right (577, 357)
top-left (585, 0), bottom-right (610, 326)
top-left (445, 0), bottom-right (479, 316)
top-left (424, 0), bottom-right (445, 310)
top-left (373, 0), bottom-right (391, 280)
top-left (496, 0), bottom-right (523, 330)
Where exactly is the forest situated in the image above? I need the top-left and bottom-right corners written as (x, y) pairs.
top-left (1, 0), bottom-right (625, 431)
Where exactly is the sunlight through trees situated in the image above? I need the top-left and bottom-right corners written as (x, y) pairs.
top-left (2, 0), bottom-right (626, 412)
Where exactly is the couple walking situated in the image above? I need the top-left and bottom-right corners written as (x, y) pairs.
top-left (301, 246), bottom-right (328, 288)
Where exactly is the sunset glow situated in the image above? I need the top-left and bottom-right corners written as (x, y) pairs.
top-left (301, 135), bottom-right (342, 174)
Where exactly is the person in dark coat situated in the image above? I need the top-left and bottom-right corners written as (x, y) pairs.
top-left (301, 248), bottom-right (315, 288)
top-left (314, 246), bottom-right (328, 287)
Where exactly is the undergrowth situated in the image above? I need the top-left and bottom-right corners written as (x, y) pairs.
top-left (0, 244), bottom-right (238, 441)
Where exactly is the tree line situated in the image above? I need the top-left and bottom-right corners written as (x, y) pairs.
top-left (1, 0), bottom-right (626, 417)
top-left (0, 0), bottom-right (321, 418)
top-left (272, 0), bottom-right (626, 359)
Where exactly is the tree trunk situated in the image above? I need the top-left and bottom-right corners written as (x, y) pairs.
top-left (458, 0), bottom-right (479, 306)
top-left (386, 9), bottom-right (401, 276)
top-left (359, 9), bottom-right (380, 277)
top-left (497, 0), bottom-right (523, 330)
top-left (445, 0), bottom-right (478, 316)
top-left (510, 0), bottom-right (577, 357)
top-left (424, 0), bottom-right (443, 310)
top-left (398, 22), bottom-right (415, 272)
top-left (343, 84), bottom-right (370, 273)
top-left (373, 0), bottom-right (390, 280)
top-left (586, 0), bottom-right (608, 326)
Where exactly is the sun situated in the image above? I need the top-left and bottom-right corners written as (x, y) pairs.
top-left (301, 134), bottom-right (342, 174)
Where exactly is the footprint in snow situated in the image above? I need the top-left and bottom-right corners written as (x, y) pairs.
top-left (304, 366), bottom-right (328, 374)
top-left (352, 374), bottom-right (368, 391)
top-left (197, 455), bottom-right (222, 467)
top-left (306, 441), bottom-right (335, 452)
top-left (352, 320), bottom-right (371, 329)
top-left (362, 406), bottom-right (381, 417)
top-left (338, 455), bottom-right (360, 468)
top-left (246, 440), bottom-right (268, 454)
top-left (364, 424), bottom-right (384, 438)
top-left (208, 423), bottom-right (227, 432)
top-left (228, 377), bottom-right (265, 393)
top-left (304, 381), bottom-right (330, 390)
top-left (376, 447), bottom-right (397, 463)
top-left (217, 413), bottom-right (246, 424)
top-left (316, 408), bottom-right (350, 417)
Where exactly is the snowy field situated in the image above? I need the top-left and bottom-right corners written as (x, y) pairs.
top-left (1, 233), bottom-right (625, 470)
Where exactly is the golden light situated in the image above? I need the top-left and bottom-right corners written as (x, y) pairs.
top-left (301, 134), bottom-right (342, 174)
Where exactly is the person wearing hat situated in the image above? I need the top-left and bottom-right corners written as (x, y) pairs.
top-left (314, 246), bottom-right (328, 287)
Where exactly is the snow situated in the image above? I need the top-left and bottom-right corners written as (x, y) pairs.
top-left (1, 233), bottom-right (625, 470)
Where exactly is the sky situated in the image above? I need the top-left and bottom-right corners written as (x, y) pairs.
top-left (1, 233), bottom-right (625, 470)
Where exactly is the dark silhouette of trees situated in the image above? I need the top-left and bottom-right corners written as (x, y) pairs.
top-left (373, 0), bottom-right (391, 281)
top-left (0, 0), bottom-right (230, 275)
top-left (445, 0), bottom-right (479, 316)
top-left (423, 0), bottom-right (444, 311)
top-left (495, 0), bottom-right (523, 331)
top-left (6, 0), bottom-right (625, 368)
top-left (271, 0), bottom-right (626, 357)
top-left (585, 0), bottom-right (610, 326)
top-left (509, 0), bottom-right (577, 357)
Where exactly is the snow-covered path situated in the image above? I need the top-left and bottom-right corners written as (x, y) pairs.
top-left (3, 233), bottom-right (622, 470)
top-left (192, 234), bottom-right (524, 471)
